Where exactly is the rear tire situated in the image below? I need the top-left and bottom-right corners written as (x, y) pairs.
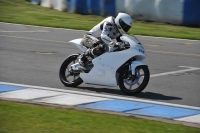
top-left (59, 54), bottom-right (83, 87)
top-left (119, 66), bottom-right (150, 95)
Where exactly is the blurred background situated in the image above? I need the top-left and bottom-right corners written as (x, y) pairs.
top-left (29, 0), bottom-right (200, 27)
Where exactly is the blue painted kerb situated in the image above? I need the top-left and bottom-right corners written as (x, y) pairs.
top-left (0, 85), bottom-right (25, 93)
top-left (78, 100), bottom-right (200, 119)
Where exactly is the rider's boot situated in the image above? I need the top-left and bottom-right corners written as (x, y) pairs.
top-left (78, 49), bottom-right (92, 71)
top-left (78, 54), bottom-right (87, 70)
top-left (78, 45), bottom-right (103, 71)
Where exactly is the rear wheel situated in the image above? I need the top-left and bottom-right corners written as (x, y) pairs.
top-left (119, 66), bottom-right (150, 95)
top-left (59, 54), bottom-right (83, 87)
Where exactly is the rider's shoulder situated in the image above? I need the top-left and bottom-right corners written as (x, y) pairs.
top-left (99, 16), bottom-right (115, 30)
top-left (103, 16), bottom-right (115, 24)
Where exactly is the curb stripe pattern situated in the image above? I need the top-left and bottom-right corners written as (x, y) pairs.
top-left (0, 83), bottom-right (200, 125)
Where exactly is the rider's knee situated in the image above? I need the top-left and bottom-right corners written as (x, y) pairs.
top-left (91, 44), bottom-right (105, 56)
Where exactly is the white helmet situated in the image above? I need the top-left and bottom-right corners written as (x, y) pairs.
top-left (115, 13), bottom-right (133, 33)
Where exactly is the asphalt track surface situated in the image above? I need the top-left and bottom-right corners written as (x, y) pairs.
top-left (0, 22), bottom-right (200, 107)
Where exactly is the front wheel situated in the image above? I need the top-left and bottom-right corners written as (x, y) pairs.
top-left (119, 66), bottom-right (150, 95)
top-left (59, 54), bottom-right (83, 87)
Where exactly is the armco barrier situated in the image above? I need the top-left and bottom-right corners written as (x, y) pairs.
top-left (29, 0), bottom-right (200, 27)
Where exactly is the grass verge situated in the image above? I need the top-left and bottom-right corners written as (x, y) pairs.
top-left (0, 101), bottom-right (200, 133)
top-left (0, 0), bottom-right (200, 40)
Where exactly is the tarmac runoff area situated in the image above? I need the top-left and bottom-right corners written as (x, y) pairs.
top-left (0, 81), bottom-right (200, 128)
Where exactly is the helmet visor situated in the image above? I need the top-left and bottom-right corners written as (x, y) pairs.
top-left (119, 18), bottom-right (131, 32)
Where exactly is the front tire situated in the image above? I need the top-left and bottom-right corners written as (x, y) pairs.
top-left (119, 66), bottom-right (150, 95)
top-left (59, 54), bottom-right (83, 87)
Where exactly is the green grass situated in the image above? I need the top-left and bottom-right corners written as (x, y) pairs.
top-left (0, 101), bottom-right (200, 133)
top-left (0, 0), bottom-right (200, 40)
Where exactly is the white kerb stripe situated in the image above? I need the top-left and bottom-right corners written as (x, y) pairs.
top-left (0, 81), bottom-right (200, 110)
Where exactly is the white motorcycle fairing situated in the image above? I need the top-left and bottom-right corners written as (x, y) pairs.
top-left (70, 38), bottom-right (87, 52)
top-left (69, 35), bottom-right (147, 87)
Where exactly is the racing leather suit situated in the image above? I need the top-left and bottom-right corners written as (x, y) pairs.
top-left (80, 16), bottom-right (121, 67)
top-left (82, 16), bottom-right (121, 55)
top-left (89, 16), bottom-right (121, 46)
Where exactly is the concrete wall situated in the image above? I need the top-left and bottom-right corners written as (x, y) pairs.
top-left (28, 0), bottom-right (200, 26)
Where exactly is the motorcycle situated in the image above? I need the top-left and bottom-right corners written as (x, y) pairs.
top-left (59, 34), bottom-right (150, 95)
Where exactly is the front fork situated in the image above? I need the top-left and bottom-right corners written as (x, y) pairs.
top-left (130, 61), bottom-right (148, 75)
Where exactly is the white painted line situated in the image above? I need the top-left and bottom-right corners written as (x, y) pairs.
top-left (0, 22), bottom-right (199, 42)
top-left (0, 22), bottom-right (87, 32)
top-left (136, 35), bottom-right (200, 42)
top-left (146, 50), bottom-right (200, 57)
top-left (0, 30), bottom-right (49, 33)
top-left (34, 93), bottom-right (110, 106)
top-left (151, 66), bottom-right (200, 78)
top-left (179, 66), bottom-right (200, 69)
top-left (1, 81), bottom-right (200, 110)
top-left (175, 114), bottom-right (200, 124)
top-left (0, 88), bottom-right (63, 100)
top-left (0, 35), bottom-right (68, 44)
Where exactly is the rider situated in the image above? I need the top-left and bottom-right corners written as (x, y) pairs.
top-left (79, 13), bottom-right (133, 70)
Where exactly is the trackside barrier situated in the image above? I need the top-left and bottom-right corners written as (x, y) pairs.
top-left (28, 0), bottom-right (200, 27)
top-left (67, 0), bottom-right (115, 16)
top-left (30, 0), bottom-right (40, 5)
top-left (41, 0), bottom-right (51, 8)
top-left (183, 0), bottom-right (200, 26)
top-left (67, 0), bottom-right (88, 14)
top-left (123, 0), bottom-right (183, 25)
top-left (52, 0), bottom-right (67, 11)
top-left (66, 0), bottom-right (76, 13)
